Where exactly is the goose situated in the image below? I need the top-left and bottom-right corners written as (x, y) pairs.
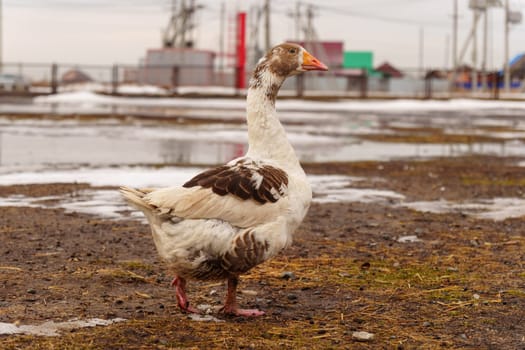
top-left (120, 43), bottom-right (328, 317)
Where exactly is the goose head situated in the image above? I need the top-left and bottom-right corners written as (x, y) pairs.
top-left (249, 43), bottom-right (328, 99)
top-left (256, 43), bottom-right (328, 79)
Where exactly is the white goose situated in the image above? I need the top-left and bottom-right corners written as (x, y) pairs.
top-left (120, 43), bottom-right (328, 317)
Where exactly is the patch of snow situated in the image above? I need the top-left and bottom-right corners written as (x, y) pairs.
top-left (0, 167), bottom-right (358, 193)
top-left (55, 82), bottom-right (169, 95)
top-left (310, 175), bottom-right (405, 204)
top-left (176, 86), bottom-right (237, 96)
top-left (0, 168), bottom-right (381, 219)
top-left (403, 197), bottom-right (525, 221)
top-left (314, 188), bottom-right (405, 204)
top-left (33, 91), bottom-right (247, 110)
top-left (0, 318), bottom-right (126, 336)
top-left (3, 166), bottom-right (524, 222)
top-left (57, 82), bottom-right (107, 94)
top-left (117, 84), bottom-right (169, 95)
top-left (397, 235), bottom-right (421, 243)
top-left (478, 131), bottom-right (525, 139)
top-left (187, 314), bottom-right (225, 322)
top-left (33, 93), bottom-right (525, 113)
top-left (403, 199), bottom-right (452, 214)
top-left (0, 191), bottom-right (128, 219)
top-left (0, 166), bottom-right (202, 187)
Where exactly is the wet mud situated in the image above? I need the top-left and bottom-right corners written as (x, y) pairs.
top-left (1, 156), bottom-right (524, 349)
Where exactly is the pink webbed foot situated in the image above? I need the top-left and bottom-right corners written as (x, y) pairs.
top-left (220, 276), bottom-right (266, 317)
top-left (171, 276), bottom-right (200, 314)
top-left (221, 306), bottom-right (266, 317)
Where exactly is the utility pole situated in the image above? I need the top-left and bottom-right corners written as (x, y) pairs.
top-left (481, 8), bottom-right (488, 92)
top-left (419, 26), bottom-right (424, 78)
top-left (295, 2), bottom-right (301, 41)
top-left (0, 0), bottom-right (3, 74)
top-left (264, 0), bottom-right (271, 51)
top-left (248, 6), bottom-right (264, 66)
top-left (444, 35), bottom-right (450, 69)
top-left (171, 0), bottom-right (177, 20)
top-left (504, 0), bottom-right (510, 92)
top-left (458, 11), bottom-right (481, 72)
top-left (162, 0), bottom-right (202, 48)
top-left (219, 2), bottom-right (225, 71)
top-left (451, 0), bottom-right (458, 93)
top-left (306, 5), bottom-right (314, 48)
top-left (180, 0), bottom-right (188, 47)
top-left (472, 9), bottom-right (478, 93)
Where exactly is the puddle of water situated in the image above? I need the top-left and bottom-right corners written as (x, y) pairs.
top-left (0, 189), bottom-right (138, 220)
top-left (403, 198), bottom-right (525, 221)
top-left (4, 94), bottom-right (525, 167)
top-left (338, 140), bottom-right (525, 161)
top-left (311, 175), bottom-right (405, 204)
top-left (0, 118), bottom-right (350, 166)
top-left (0, 167), bottom-right (406, 218)
top-left (2, 119), bottom-right (524, 167)
top-left (0, 318), bottom-right (126, 336)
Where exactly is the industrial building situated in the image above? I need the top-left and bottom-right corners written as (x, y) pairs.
top-left (138, 48), bottom-right (216, 88)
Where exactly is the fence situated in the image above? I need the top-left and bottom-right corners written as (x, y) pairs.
top-left (0, 62), bottom-right (523, 99)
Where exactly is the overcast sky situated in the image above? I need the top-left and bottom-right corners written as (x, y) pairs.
top-left (3, 0), bottom-right (525, 70)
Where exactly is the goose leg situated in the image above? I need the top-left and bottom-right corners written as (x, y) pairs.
top-left (221, 276), bottom-right (265, 317)
top-left (171, 276), bottom-right (200, 314)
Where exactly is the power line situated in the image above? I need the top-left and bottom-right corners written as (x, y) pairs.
top-left (300, 2), bottom-right (452, 28)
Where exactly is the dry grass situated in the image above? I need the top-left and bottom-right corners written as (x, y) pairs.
top-left (2, 232), bottom-right (523, 349)
top-left (2, 157), bottom-right (524, 349)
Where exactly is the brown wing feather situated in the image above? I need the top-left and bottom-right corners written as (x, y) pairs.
top-left (183, 158), bottom-right (288, 204)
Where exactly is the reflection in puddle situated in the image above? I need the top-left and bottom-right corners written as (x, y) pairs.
top-left (339, 140), bottom-right (523, 161)
top-left (2, 97), bottom-right (525, 168)
top-left (1, 122), bottom-right (524, 167)
top-left (158, 139), bottom-right (245, 164)
top-left (0, 119), bottom-right (349, 166)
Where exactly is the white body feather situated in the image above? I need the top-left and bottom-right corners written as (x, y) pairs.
top-left (120, 46), bottom-right (312, 279)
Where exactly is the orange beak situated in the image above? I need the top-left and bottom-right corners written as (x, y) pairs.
top-left (302, 50), bottom-right (329, 71)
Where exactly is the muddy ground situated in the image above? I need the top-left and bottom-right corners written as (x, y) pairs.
top-left (1, 156), bottom-right (524, 349)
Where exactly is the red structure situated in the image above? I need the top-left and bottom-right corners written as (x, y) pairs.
top-left (235, 12), bottom-right (247, 89)
top-left (375, 62), bottom-right (404, 78)
top-left (293, 41), bottom-right (343, 68)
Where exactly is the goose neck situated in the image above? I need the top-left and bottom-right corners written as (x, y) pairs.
top-left (245, 70), bottom-right (300, 170)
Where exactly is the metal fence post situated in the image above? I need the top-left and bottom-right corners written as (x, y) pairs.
top-left (360, 69), bottom-right (368, 99)
top-left (493, 73), bottom-right (500, 100)
top-left (51, 63), bottom-right (58, 94)
top-left (171, 66), bottom-right (180, 90)
top-left (346, 75), bottom-right (352, 93)
top-left (111, 64), bottom-right (119, 95)
top-left (296, 75), bottom-right (304, 98)
top-left (424, 76), bottom-right (432, 99)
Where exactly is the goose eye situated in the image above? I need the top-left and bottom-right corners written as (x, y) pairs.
top-left (288, 48), bottom-right (297, 54)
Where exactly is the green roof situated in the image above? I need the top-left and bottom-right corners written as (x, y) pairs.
top-left (343, 51), bottom-right (373, 71)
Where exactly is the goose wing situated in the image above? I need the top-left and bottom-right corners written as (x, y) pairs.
top-left (122, 158), bottom-right (290, 228)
